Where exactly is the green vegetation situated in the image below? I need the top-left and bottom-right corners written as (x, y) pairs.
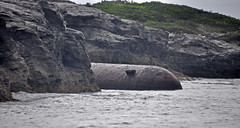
top-left (93, 1), bottom-right (240, 43)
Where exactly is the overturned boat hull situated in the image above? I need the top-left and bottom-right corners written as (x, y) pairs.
top-left (91, 63), bottom-right (182, 90)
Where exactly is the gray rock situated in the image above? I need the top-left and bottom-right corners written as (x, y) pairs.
top-left (58, 3), bottom-right (240, 78)
top-left (1, 0), bottom-right (240, 101)
top-left (166, 33), bottom-right (240, 78)
top-left (0, 68), bottom-right (13, 102)
top-left (0, 0), bottom-right (100, 101)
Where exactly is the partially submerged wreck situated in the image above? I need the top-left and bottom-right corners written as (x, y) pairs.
top-left (91, 63), bottom-right (182, 90)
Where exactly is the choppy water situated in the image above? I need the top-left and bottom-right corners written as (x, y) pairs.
top-left (0, 79), bottom-right (240, 128)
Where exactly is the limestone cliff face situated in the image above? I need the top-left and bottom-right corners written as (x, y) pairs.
top-left (58, 3), bottom-right (240, 78)
top-left (1, 0), bottom-right (240, 101)
top-left (166, 33), bottom-right (240, 78)
top-left (0, 0), bottom-right (100, 101)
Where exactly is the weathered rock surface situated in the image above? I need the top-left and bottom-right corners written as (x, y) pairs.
top-left (166, 33), bottom-right (240, 78)
top-left (0, 0), bottom-right (100, 101)
top-left (57, 3), bottom-right (240, 78)
top-left (91, 63), bottom-right (182, 90)
top-left (0, 68), bottom-right (13, 102)
top-left (1, 0), bottom-right (240, 101)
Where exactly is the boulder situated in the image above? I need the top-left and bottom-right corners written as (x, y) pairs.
top-left (91, 63), bottom-right (182, 90)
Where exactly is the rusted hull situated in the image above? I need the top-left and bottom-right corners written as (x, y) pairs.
top-left (91, 63), bottom-right (182, 90)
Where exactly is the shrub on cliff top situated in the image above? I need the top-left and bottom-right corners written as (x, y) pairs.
top-left (93, 1), bottom-right (240, 42)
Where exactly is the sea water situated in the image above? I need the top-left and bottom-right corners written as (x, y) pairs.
top-left (0, 79), bottom-right (240, 128)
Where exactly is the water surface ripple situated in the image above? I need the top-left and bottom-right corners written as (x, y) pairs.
top-left (0, 79), bottom-right (240, 128)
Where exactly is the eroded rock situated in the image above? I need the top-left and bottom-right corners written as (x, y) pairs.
top-left (57, 3), bottom-right (240, 78)
top-left (0, 0), bottom-right (100, 101)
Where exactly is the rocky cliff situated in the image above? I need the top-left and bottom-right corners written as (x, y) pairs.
top-left (56, 2), bottom-right (240, 78)
top-left (0, 0), bottom-right (100, 101)
top-left (1, 0), bottom-right (240, 101)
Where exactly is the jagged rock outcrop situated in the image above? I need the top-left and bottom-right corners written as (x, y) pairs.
top-left (166, 33), bottom-right (240, 78)
top-left (0, 0), bottom-right (100, 101)
top-left (57, 3), bottom-right (240, 78)
top-left (1, 0), bottom-right (240, 101)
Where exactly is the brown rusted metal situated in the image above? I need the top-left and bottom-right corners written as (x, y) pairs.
top-left (91, 63), bottom-right (182, 90)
